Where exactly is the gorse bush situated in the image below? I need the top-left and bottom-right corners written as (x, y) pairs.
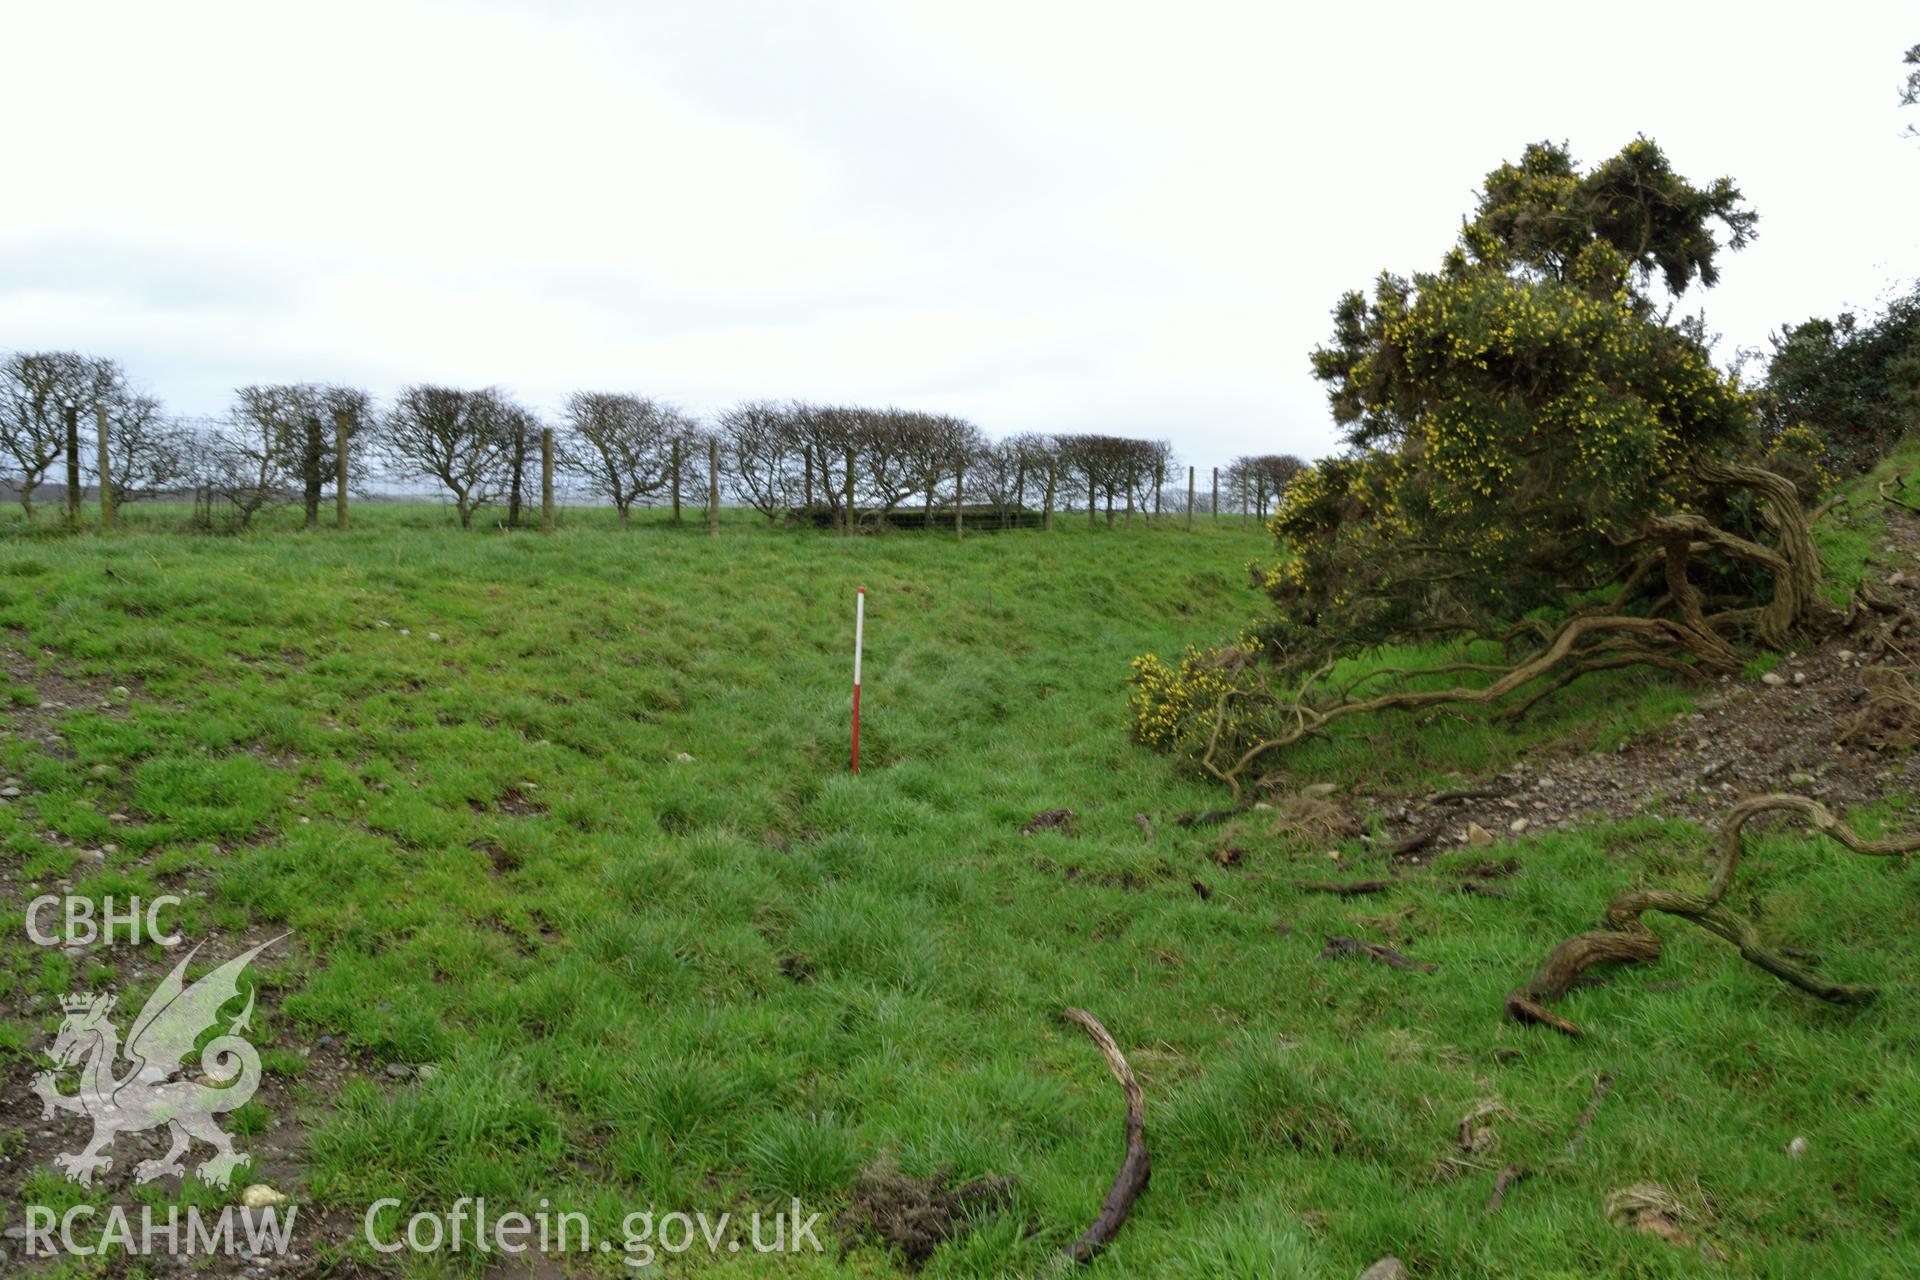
top-left (1133, 138), bottom-right (1866, 792)
top-left (1274, 138), bottom-right (1758, 664)
top-left (1760, 286), bottom-right (1920, 476)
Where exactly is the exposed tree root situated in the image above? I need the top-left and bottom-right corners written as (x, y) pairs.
top-left (1485, 1162), bottom-right (1531, 1214)
top-left (1503, 992), bottom-right (1587, 1038)
top-left (1201, 614), bottom-right (1710, 803)
top-left (1058, 1008), bottom-right (1149, 1267)
top-left (1878, 469), bottom-right (1919, 514)
top-left (1190, 464), bottom-right (1829, 801)
top-left (1381, 826), bottom-right (1440, 858)
top-left (1510, 796), bottom-right (1920, 1031)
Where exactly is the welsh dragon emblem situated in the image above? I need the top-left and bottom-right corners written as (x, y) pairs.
top-left (30, 936), bottom-right (283, 1188)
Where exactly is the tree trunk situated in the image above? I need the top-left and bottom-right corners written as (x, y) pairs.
top-left (302, 415), bottom-right (323, 528)
top-left (335, 409), bottom-right (351, 530)
top-left (64, 405), bottom-right (81, 529)
top-left (671, 438), bottom-right (682, 523)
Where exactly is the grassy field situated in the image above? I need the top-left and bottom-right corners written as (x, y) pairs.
top-left (0, 497), bottom-right (1917, 1277)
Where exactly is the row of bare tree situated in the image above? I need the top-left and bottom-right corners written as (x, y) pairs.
top-left (1, 352), bottom-right (1306, 531)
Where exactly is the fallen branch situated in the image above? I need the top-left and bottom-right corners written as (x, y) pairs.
top-left (1292, 878), bottom-right (1394, 896)
top-left (1321, 936), bottom-right (1436, 973)
top-left (1058, 1008), bottom-right (1150, 1267)
top-left (1510, 796), bottom-right (1920, 1030)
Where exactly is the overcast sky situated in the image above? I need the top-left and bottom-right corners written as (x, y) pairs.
top-left (3, 1), bottom-right (1916, 464)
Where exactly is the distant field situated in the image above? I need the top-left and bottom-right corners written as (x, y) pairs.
top-left (0, 505), bottom-right (1916, 1277)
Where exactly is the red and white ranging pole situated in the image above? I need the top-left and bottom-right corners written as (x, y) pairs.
top-left (851, 586), bottom-right (865, 774)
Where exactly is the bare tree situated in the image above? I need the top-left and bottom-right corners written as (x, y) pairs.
top-left (1245, 453), bottom-right (1306, 517)
top-left (716, 400), bottom-right (800, 522)
top-left (847, 407), bottom-right (923, 525)
top-left (791, 401), bottom-right (856, 524)
top-left (210, 392), bottom-right (300, 529)
top-left (99, 396), bottom-right (191, 514)
top-left (233, 384), bottom-right (371, 527)
top-left (997, 432), bottom-right (1067, 527)
top-left (376, 385), bottom-right (514, 528)
top-left (0, 352), bottom-right (119, 518)
top-left (1058, 434), bottom-right (1134, 525)
top-left (971, 438), bottom-right (1026, 527)
top-left (558, 392), bottom-right (686, 527)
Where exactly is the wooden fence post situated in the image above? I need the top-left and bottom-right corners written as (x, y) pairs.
top-left (708, 438), bottom-right (720, 535)
top-left (1211, 466), bottom-right (1218, 521)
top-left (95, 404), bottom-right (114, 529)
top-left (1186, 465), bottom-right (1194, 531)
top-left (842, 449), bottom-right (855, 536)
top-left (334, 409), bottom-right (351, 530)
top-left (1152, 460), bottom-right (1163, 524)
top-left (954, 460), bottom-right (964, 540)
top-left (64, 402), bottom-right (81, 529)
top-left (540, 428), bottom-right (555, 532)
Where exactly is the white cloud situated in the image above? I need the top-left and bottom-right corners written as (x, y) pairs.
top-left (3, 0), bottom-right (1917, 465)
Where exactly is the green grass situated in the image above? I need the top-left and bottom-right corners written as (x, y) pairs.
top-left (0, 495), bottom-right (1915, 1277)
